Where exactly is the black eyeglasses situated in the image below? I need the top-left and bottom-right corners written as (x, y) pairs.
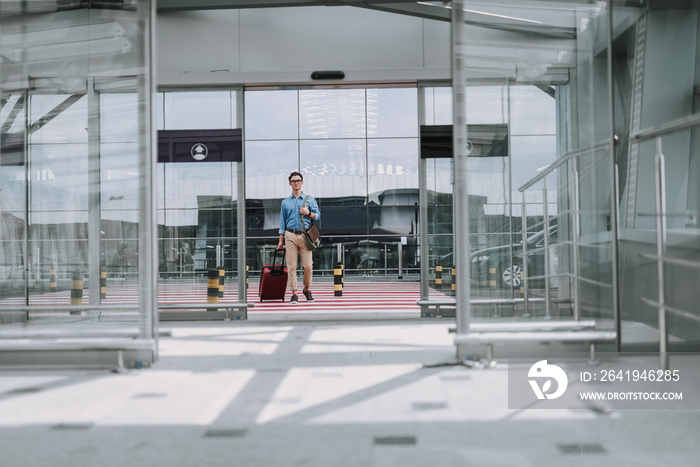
top-left (290, 179), bottom-right (303, 183)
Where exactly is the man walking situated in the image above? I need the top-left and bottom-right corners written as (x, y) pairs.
top-left (277, 171), bottom-right (321, 304)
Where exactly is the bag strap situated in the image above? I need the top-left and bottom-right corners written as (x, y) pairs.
top-left (301, 195), bottom-right (313, 232)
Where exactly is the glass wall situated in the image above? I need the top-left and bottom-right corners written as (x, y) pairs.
top-left (244, 87), bottom-right (420, 276)
top-left (158, 87), bottom-right (422, 283)
top-left (612, 3), bottom-right (700, 350)
top-left (156, 91), bottom-right (241, 279)
top-left (157, 83), bottom-right (561, 294)
top-left (421, 84), bottom-right (558, 303)
top-left (445, 0), bottom-right (700, 351)
top-left (441, 0), bottom-right (620, 329)
top-left (0, 2), bottom-right (157, 363)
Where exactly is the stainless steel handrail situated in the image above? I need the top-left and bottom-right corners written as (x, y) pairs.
top-left (518, 141), bottom-right (611, 192)
top-left (629, 113), bottom-right (700, 143)
top-left (558, 273), bottom-right (613, 289)
top-left (637, 211), bottom-right (699, 218)
top-left (639, 254), bottom-right (700, 270)
top-left (641, 298), bottom-right (700, 325)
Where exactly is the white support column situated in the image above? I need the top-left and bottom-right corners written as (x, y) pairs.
top-left (87, 77), bottom-right (101, 313)
top-left (138, 0), bottom-right (158, 349)
top-left (236, 88), bottom-right (247, 305)
top-left (418, 87), bottom-right (430, 313)
top-left (452, 0), bottom-right (472, 357)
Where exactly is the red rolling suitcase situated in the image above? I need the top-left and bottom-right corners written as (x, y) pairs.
top-left (259, 248), bottom-right (288, 301)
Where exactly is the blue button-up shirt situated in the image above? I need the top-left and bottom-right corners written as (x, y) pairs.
top-left (279, 192), bottom-right (321, 234)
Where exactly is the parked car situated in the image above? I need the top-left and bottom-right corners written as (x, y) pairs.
top-left (470, 225), bottom-right (558, 288)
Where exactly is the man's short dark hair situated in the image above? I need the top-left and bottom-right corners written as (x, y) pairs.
top-left (289, 171), bottom-right (303, 182)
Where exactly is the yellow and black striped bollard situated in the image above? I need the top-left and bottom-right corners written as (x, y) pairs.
top-left (100, 271), bottom-right (107, 299)
top-left (451, 266), bottom-right (456, 294)
top-left (218, 267), bottom-right (225, 298)
top-left (338, 261), bottom-right (345, 289)
top-left (489, 267), bottom-right (497, 287)
top-left (50, 269), bottom-right (57, 292)
top-left (246, 265), bottom-right (249, 289)
top-left (435, 265), bottom-right (443, 289)
top-left (334, 263), bottom-right (343, 297)
top-left (70, 272), bottom-right (83, 314)
top-left (207, 269), bottom-right (220, 303)
top-left (519, 270), bottom-right (525, 295)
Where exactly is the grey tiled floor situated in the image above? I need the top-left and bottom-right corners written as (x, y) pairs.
top-left (1, 318), bottom-right (699, 467)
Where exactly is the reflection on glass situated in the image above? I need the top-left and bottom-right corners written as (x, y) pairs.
top-left (426, 158), bottom-right (452, 196)
top-left (29, 95), bottom-right (88, 144)
top-left (162, 209), bottom-right (198, 228)
top-left (0, 166), bottom-right (25, 211)
top-left (29, 144), bottom-right (88, 211)
top-left (156, 92), bottom-right (165, 130)
top-left (424, 156), bottom-right (453, 238)
top-left (467, 157), bottom-right (509, 207)
top-left (246, 90), bottom-right (298, 140)
top-left (509, 86), bottom-right (556, 135)
top-left (102, 143), bottom-right (139, 212)
top-left (369, 205), bottom-right (417, 235)
top-left (194, 209), bottom-right (236, 237)
top-left (1, 237), bottom-right (25, 291)
top-left (156, 162), bottom-right (166, 211)
top-left (245, 140), bottom-right (299, 200)
top-left (0, 94), bottom-right (25, 133)
top-left (510, 135), bottom-right (556, 192)
top-left (368, 138), bottom-right (418, 196)
top-left (299, 89), bottom-right (366, 139)
top-left (319, 206), bottom-right (368, 236)
top-left (101, 93), bottom-right (139, 143)
top-left (366, 88), bottom-right (418, 137)
top-left (429, 233), bottom-right (453, 272)
top-left (467, 86), bottom-right (507, 124)
top-left (164, 91), bottom-right (232, 129)
top-left (433, 87), bottom-right (453, 125)
top-left (300, 139), bottom-right (367, 199)
top-left (163, 162), bottom-right (233, 210)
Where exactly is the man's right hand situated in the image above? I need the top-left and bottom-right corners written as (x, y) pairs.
top-left (277, 242), bottom-right (284, 251)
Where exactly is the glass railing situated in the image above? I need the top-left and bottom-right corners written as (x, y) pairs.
top-left (517, 142), bottom-right (616, 323)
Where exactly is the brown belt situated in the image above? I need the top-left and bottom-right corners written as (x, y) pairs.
top-left (286, 229), bottom-right (304, 234)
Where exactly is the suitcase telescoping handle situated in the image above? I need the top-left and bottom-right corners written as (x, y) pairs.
top-left (271, 248), bottom-right (286, 274)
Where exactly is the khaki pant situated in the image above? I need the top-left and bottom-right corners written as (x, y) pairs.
top-left (284, 231), bottom-right (313, 293)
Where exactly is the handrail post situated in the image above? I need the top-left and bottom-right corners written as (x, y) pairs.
top-left (521, 197), bottom-right (529, 316)
top-left (571, 169), bottom-right (581, 321)
top-left (543, 178), bottom-right (551, 319)
top-left (613, 163), bottom-right (622, 351)
top-left (397, 241), bottom-right (403, 280)
top-left (654, 137), bottom-right (668, 370)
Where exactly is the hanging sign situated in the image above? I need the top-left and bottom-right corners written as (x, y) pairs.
top-left (158, 129), bottom-right (242, 163)
top-left (420, 124), bottom-right (509, 158)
